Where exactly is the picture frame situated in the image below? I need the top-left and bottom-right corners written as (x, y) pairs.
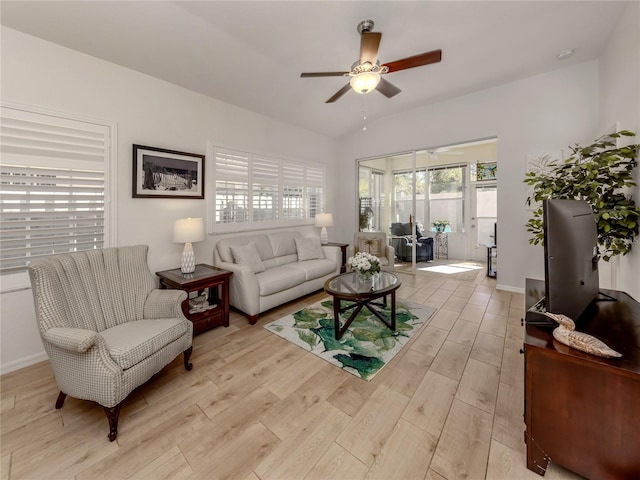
top-left (133, 144), bottom-right (205, 199)
top-left (476, 161), bottom-right (497, 181)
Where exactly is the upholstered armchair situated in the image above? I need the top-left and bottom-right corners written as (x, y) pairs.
top-left (389, 222), bottom-right (434, 262)
top-left (28, 245), bottom-right (193, 441)
top-left (349, 232), bottom-right (395, 271)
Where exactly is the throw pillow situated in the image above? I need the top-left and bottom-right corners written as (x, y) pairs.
top-left (230, 242), bottom-right (266, 273)
top-left (295, 237), bottom-right (325, 261)
top-left (357, 237), bottom-right (384, 257)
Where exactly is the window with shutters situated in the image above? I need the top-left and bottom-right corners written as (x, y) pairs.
top-left (213, 149), bottom-right (250, 226)
top-left (0, 105), bottom-right (113, 275)
top-left (282, 162), bottom-right (304, 220)
top-left (211, 146), bottom-right (325, 232)
top-left (306, 165), bottom-right (324, 220)
top-left (252, 155), bottom-right (279, 224)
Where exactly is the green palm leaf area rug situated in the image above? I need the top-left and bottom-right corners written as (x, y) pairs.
top-left (264, 299), bottom-right (435, 381)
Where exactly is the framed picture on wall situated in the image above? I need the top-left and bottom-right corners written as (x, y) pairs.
top-left (476, 161), bottom-right (497, 181)
top-left (133, 144), bottom-right (205, 199)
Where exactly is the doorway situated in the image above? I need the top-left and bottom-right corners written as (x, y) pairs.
top-left (471, 183), bottom-right (497, 261)
top-left (356, 138), bottom-right (498, 275)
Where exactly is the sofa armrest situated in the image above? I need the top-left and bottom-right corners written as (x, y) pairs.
top-left (385, 244), bottom-right (395, 262)
top-left (43, 327), bottom-right (122, 404)
top-left (215, 260), bottom-right (261, 316)
top-left (43, 327), bottom-right (100, 353)
top-left (144, 289), bottom-right (188, 319)
top-left (321, 245), bottom-right (341, 272)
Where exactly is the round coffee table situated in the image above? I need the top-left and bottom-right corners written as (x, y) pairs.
top-left (323, 271), bottom-right (401, 340)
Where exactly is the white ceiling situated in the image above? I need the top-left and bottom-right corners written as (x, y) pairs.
top-left (0, 1), bottom-right (628, 139)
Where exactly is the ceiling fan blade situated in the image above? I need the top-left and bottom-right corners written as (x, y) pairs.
top-left (383, 49), bottom-right (442, 73)
top-left (376, 77), bottom-right (401, 98)
top-left (301, 72), bottom-right (349, 78)
top-left (360, 32), bottom-right (382, 65)
top-left (326, 84), bottom-right (352, 103)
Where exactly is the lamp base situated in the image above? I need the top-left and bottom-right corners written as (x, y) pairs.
top-left (181, 242), bottom-right (196, 274)
top-left (320, 227), bottom-right (328, 245)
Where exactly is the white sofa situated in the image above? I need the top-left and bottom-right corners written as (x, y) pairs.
top-left (214, 231), bottom-right (341, 324)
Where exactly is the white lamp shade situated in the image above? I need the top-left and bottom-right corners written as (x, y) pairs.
top-left (173, 217), bottom-right (205, 243)
top-left (314, 213), bottom-right (334, 228)
top-left (315, 213), bottom-right (333, 245)
top-left (350, 72), bottom-right (381, 94)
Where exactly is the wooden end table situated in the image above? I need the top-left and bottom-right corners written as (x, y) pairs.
top-left (325, 242), bottom-right (349, 273)
top-left (156, 264), bottom-right (232, 335)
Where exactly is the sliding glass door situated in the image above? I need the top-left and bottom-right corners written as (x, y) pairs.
top-left (358, 152), bottom-right (419, 274)
top-left (470, 183), bottom-right (497, 261)
top-left (356, 138), bottom-right (497, 273)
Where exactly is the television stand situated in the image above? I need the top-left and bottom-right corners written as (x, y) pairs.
top-left (595, 290), bottom-right (617, 302)
top-left (523, 281), bottom-right (640, 478)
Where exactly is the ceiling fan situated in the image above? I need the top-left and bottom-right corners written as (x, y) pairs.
top-left (300, 19), bottom-right (442, 103)
top-left (427, 148), bottom-right (464, 161)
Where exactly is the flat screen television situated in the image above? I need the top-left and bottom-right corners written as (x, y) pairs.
top-left (543, 199), bottom-right (599, 321)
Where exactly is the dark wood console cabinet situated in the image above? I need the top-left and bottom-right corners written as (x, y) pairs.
top-left (524, 283), bottom-right (640, 479)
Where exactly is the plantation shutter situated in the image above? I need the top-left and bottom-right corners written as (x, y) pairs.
top-left (0, 106), bottom-right (110, 275)
top-left (210, 145), bottom-right (325, 232)
top-left (213, 148), bottom-right (250, 225)
top-left (251, 155), bottom-right (279, 223)
top-left (305, 165), bottom-right (324, 219)
top-left (282, 162), bottom-right (304, 220)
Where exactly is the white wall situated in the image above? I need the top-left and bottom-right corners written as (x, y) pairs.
top-left (0, 27), bottom-right (338, 373)
top-left (335, 61), bottom-right (600, 293)
top-left (597, 1), bottom-right (640, 301)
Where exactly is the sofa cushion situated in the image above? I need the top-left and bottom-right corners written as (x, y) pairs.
top-left (256, 266), bottom-right (306, 296)
top-left (295, 237), bottom-right (325, 261)
top-left (286, 258), bottom-right (335, 281)
top-left (263, 253), bottom-right (298, 270)
top-left (230, 242), bottom-right (266, 273)
top-left (268, 231), bottom-right (301, 257)
top-left (100, 318), bottom-right (189, 370)
top-left (216, 235), bottom-right (273, 263)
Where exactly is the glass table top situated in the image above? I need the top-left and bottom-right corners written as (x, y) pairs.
top-left (325, 271), bottom-right (400, 297)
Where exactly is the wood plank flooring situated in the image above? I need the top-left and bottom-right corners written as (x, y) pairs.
top-left (1, 266), bottom-right (586, 480)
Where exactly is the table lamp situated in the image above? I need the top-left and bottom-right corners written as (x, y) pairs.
top-left (315, 213), bottom-right (333, 245)
top-left (173, 217), bottom-right (205, 274)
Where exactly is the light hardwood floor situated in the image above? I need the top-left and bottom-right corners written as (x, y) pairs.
top-left (1, 266), bottom-right (585, 480)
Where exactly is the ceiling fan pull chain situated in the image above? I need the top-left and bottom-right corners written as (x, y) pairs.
top-left (362, 103), bottom-right (368, 132)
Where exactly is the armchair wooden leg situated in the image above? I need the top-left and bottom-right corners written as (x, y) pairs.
top-left (55, 391), bottom-right (67, 409)
top-left (103, 402), bottom-right (123, 442)
top-left (183, 346), bottom-right (193, 371)
top-left (248, 314), bottom-right (258, 325)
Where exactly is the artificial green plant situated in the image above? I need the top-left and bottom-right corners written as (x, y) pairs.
top-left (524, 130), bottom-right (640, 261)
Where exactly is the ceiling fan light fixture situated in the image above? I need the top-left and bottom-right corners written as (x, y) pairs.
top-left (350, 71), bottom-right (381, 94)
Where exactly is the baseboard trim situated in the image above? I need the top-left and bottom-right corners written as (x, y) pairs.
top-left (496, 283), bottom-right (524, 294)
top-left (1, 351), bottom-right (48, 376)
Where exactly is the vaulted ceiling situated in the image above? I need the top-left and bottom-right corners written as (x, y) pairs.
top-left (1, 1), bottom-right (628, 139)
